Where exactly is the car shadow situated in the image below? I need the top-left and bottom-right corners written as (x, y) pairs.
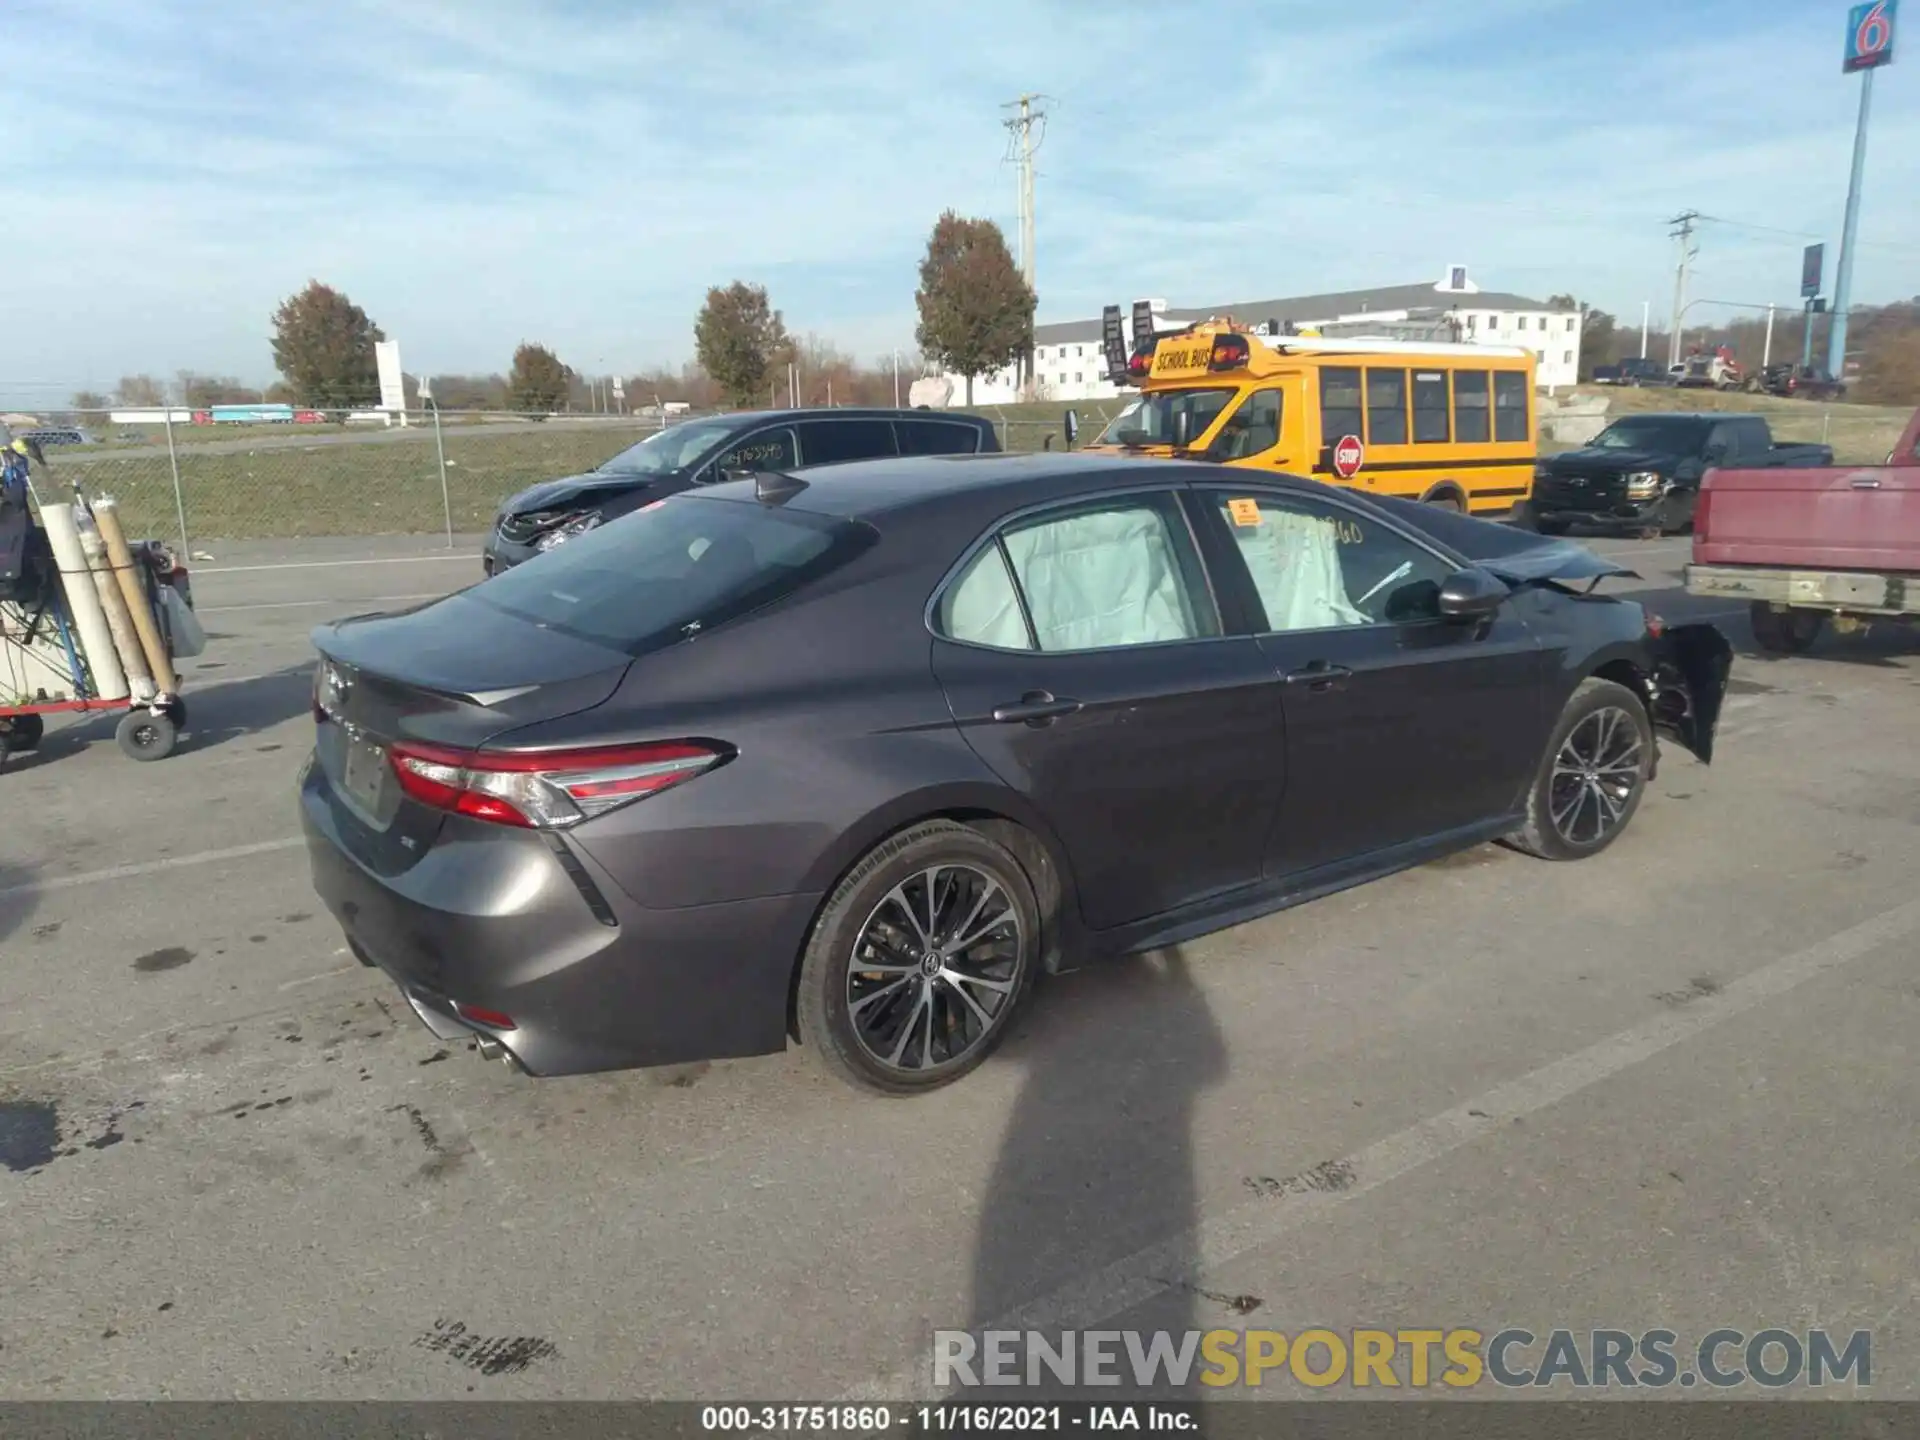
top-left (8, 663), bottom-right (316, 765)
top-left (967, 945), bottom-right (1228, 1403)
top-left (0, 861), bottom-right (35, 953)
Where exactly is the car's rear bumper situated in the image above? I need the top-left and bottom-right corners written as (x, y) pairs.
top-left (300, 759), bottom-right (821, 1076)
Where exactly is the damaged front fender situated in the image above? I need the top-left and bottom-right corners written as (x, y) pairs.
top-left (1645, 621), bottom-right (1733, 765)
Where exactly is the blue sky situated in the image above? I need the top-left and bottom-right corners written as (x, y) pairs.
top-left (5, 0), bottom-right (1918, 398)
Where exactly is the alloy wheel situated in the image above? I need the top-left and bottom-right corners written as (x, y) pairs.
top-left (846, 863), bottom-right (1024, 1075)
top-left (1549, 706), bottom-right (1644, 847)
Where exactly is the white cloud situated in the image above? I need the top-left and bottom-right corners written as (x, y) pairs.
top-left (5, 0), bottom-right (1917, 399)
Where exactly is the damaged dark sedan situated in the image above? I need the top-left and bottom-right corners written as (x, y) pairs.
top-left (303, 454), bottom-right (1732, 1096)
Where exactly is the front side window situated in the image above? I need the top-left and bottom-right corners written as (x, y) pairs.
top-left (1210, 493), bottom-right (1456, 631)
top-left (938, 494), bottom-right (1219, 653)
top-left (797, 418), bottom-right (898, 466)
top-left (1493, 371), bottom-right (1530, 443)
top-left (1320, 367), bottom-right (1363, 445)
top-left (709, 427), bottom-right (797, 478)
top-left (1095, 388), bottom-right (1236, 448)
top-left (1366, 368), bottom-right (1408, 445)
top-left (1211, 389), bottom-right (1282, 460)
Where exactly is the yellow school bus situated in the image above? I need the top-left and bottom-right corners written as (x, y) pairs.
top-left (1073, 315), bottom-right (1538, 515)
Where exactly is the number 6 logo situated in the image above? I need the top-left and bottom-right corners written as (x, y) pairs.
top-left (1858, 1), bottom-right (1890, 55)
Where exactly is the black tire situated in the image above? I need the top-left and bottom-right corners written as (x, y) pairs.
top-left (1423, 491), bottom-right (1464, 513)
top-left (1504, 678), bottom-right (1653, 861)
top-left (1, 713), bottom-right (44, 753)
top-left (1533, 517), bottom-right (1570, 536)
top-left (795, 819), bottom-right (1041, 1095)
top-left (115, 709), bottom-right (178, 762)
top-left (1749, 603), bottom-right (1824, 655)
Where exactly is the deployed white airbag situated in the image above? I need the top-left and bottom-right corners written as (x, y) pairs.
top-left (1003, 507), bottom-right (1198, 651)
top-left (1229, 508), bottom-right (1368, 631)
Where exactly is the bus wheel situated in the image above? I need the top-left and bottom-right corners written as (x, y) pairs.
top-left (1422, 490), bottom-right (1464, 512)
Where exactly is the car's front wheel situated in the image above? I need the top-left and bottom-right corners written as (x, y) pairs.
top-left (1504, 678), bottom-right (1654, 861)
top-left (795, 820), bottom-right (1041, 1095)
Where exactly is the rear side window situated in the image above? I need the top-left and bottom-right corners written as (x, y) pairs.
top-left (797, 418), bottom-right (899, 466)
top-left (472, 496), bottom-right (871, 656)
top-left (1493, 371), bottom-right (1530, 442)
top-left (1320, 367), bottom-right (1363, 444)
top-left (937, 493), bottom-right (1220, 653)
top-left (1729, 417), bottom-right (1771, 456)
top-left (1454, 371), bottom-right (1491, 443)
top-left (897, 419), bottom-right (984, 456)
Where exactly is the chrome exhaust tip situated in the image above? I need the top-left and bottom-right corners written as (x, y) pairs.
top-left (472, 1036), bottom-right (524, 1073)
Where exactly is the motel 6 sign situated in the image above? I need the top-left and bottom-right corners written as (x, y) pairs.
top-left (1845, 0), bottom-right (1897, 71)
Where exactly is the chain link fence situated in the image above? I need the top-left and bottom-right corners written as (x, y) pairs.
top-left (7, 404), bottom-right (1105, 548)
top-left (16, 394), bottom-right (1896, 549)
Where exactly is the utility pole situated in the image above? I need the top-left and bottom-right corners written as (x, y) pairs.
top-left (1002, 92), bottom-right (1049, 399)
top-left (1640, 301), bottom-right (1650, 359)
top-left (1666, 211), bottom-right (1700, 368)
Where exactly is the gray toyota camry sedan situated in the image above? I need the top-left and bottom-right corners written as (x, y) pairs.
top-left (301, 452), bottom-right (1730, 1095)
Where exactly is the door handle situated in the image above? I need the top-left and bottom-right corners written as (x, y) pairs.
top-left (991, 691), bottom-right (1083, 725)
top-left (1850, 476), bottom-right (1882, 489)
top-left (1284, 662), bottom-right (1352, 692)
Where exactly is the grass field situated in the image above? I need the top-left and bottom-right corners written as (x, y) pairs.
top-left (38, 392), bottom-right (1907, 544)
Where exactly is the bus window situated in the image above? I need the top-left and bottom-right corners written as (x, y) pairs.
top-left (1320, 368), bottom-right (1363, 442)
top-left (1365, 369), bottom-right (1408, 445)
top-left (1454, 372), bottom-right (1490, 443)
top-left (1097, 388), bottom-right (1236, 447)
top-left (1493, 371), bottom-right (1530, 442)
top-left (1412, 371), bottom-right (1450, 444)
top-left (1212, 389), bottom-right (1282, 460)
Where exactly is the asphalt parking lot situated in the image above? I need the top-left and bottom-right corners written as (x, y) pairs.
top-left (2, 530), bottom-right (1918, 1402)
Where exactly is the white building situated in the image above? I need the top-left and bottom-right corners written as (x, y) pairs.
top-left (934, 269), bottom-right (1585, 405)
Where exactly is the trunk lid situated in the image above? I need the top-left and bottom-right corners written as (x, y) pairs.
top-left (1693, 462), bottom-right (1920, 571)
top-left (309, 593), bottom-right (631, 873)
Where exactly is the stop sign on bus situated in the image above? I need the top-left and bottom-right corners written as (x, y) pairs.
top-left (1332, 434), bottom-right (1365, 479)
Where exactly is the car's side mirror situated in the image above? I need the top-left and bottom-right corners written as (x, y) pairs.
top-left (1437, 567), bottom-right (1508, 621)
top-left (1703, 443), bottom-right (1728, 465)
top-left (1063, 409), bottom-right (1079, 448)
top-left (1173, 409), bottom-right (1193, 449)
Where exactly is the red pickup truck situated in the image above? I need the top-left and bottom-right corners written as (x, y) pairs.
top-left (1685, 407), bottom-right (1920, 653)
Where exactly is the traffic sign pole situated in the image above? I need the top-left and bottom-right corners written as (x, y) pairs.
top-left (1826, 65), bottom-right (1876, 380)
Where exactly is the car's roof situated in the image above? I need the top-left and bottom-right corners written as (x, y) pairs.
top-left (697, 451), bottom-right (1213, 518)
top-left (688, 407), bottom-right (995, 430)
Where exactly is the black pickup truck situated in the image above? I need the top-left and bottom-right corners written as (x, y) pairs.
top-left (1528, 413), bottom-right (1834, 538)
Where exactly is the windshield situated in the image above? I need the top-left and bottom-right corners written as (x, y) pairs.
top-left (1095, 388), bottom-right (1236, 448)
top-left (471, 494), bottom-right (872, 656)
top-left (1588, 417), bottom-right (1710, 453)
top-left (595, 419), bottom-right (737, 476)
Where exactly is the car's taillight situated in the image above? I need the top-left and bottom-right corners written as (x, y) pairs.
top-left (387, 739), bottom-right (723, 829)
